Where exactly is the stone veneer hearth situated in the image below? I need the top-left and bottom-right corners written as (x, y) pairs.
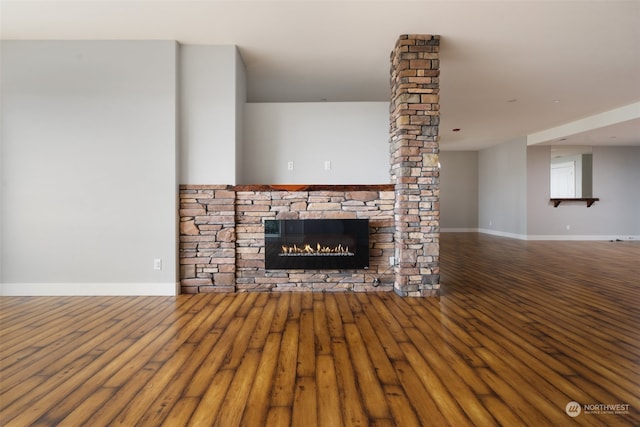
top-left (179, 185), bottom-right (396, 293)
top-left (179, 34), bottom-right (440, 296)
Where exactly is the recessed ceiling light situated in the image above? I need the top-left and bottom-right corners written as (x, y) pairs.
top-left (553, 99), bottom-right (561, 103)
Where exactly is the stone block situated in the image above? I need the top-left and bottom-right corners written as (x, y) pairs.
top-left (396, 115), bottom-right (410, 126)
top-left (300, 211), bottom-right (325, 219)
top-left (217, 228), bottom-right (235, 242)
top-left (214, 189), bottom-right (236, 199)
top-left (308, 282), bottom-right (333, 290)
top-left (409, 116), bottom-right (434, 126)
top-left (210, 257), bottom-right (235, 265)
top-left (180, 220), bottom-right (200, 236)
top-left (180, 257), bottom-right (211, 265)
top-left (199, 225), bottom-right (223, 232)
top-left (345, 191), bottom-right (379, 202)
top-left (322, 208), bottom-right (362, 219)
top-left (240, 204), bottom-right (271, 212)
top-left (237, 259), bottom-right (264, 268)
top-left (342, 200), bottom-right (366, 207)
top-left (218, 264), bottom-right (236, 273)
top-left (276, 211), bottom-right (300, 220)
top-left (201, 198), bottom-right (233, 206)
top-left (214, 273), bottom-right (236, 286)
top-left (420, 94), bottom-right (439, 104)
top-left (282, 192), bottom-right (309, 199)
top-left (180, 202), bottom-right (205, 210)
top-left (395, 93), bottom-right (420, 105)
top-left (200, 285), bottom-right (235, 293)
top-left (422, 153), bottom-right (439, 167)
top-left (181, 278), bottom-right (213, 286)
top-left (181, 264), bottom-right (196, 279)
top-left (236, 247), bottom-right (260, 254)
top-left (421, 274), bottom-right (440, 285)
top-left (180, 235), bottom-right (216, 243)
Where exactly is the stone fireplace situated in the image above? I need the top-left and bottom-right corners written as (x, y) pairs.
top-left (179, 34), bottom-right (440, 296)
top-left (180, 185), bottom-right (396, 293)
top-left (264, 219), bottom-right (369, 270)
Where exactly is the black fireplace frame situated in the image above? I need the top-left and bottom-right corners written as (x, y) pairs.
top-left (264, 219), bottom-right (369, 270)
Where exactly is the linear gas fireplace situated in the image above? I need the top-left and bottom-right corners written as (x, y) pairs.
top-left (264, 219), bottom-right (369, 270)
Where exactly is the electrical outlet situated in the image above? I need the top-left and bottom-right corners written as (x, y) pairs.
top-left (287, 161), bottom-right (294, 171)
top-left (153, 259), bottom-right (162, 270)
top-left (389, 256), bottom-right (396, 266)
top-left (324, 160), bottom-right (331, 171)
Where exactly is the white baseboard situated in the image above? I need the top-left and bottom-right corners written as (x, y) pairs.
top-left (0, 282), bottom-right (179, 296)
top-left (525, 235), bottom-right (640, 241)
top-left (476, 228), bottom-right (528, 240)
top-left (470, 229), bottom-right (639, 241)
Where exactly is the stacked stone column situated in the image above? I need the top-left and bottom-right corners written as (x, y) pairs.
top-left (389, 34), bottom-right (440, 297)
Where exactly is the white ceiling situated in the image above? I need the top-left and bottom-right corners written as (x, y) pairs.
top-left (2, 0), bottom-right (639, 150)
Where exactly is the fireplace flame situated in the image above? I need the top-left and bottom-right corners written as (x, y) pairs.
top-left (280, 243), bottom-right (353, 256)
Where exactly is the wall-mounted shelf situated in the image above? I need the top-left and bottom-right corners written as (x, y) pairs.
top-left (550, 198), bottom-right (599, 208)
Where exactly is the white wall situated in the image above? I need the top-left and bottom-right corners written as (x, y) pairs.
top-left (592, 146), bottom-right (640, 237)
top-left (235, 49), bottom-right (247, 184)
top-left (478, 138), bottom-right (528, 238)
top-left (179, 45), bottom-right (243, 184)
top-left (242, 102), bottom-right (389, 185)
top-left (1, 41), bottom-right (178, 295)
top-left (527, 145), bottom-right (640, 239)
top-left (439, 151), bottom-right (478, 230)
top-left (442, 142), bottom-right (639, 239)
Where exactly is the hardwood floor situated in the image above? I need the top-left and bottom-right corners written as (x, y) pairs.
top-left (1, 233), bottom-right (638, 426)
